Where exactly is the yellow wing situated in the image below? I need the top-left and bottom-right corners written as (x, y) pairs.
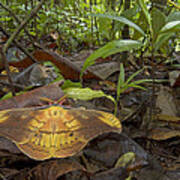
top-left (0, 106), bottom-right (121, 160)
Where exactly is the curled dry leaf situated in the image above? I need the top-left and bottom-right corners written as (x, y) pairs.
top-left (0, 105), bottom-right (121, 160)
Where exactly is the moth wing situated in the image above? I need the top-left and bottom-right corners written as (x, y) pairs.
top-left (0, 106), bottom-right (122, 160)
top-left (0, 107), bottom-right (47, 144)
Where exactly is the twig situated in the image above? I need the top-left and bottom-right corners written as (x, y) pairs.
top-left (3, 0), bottom-right (46, 53)
top-left (0, 26), bottom-right (37, 63)
top-left (0, 47), bottom-right (16, 96)
top-left (0, 2), bottom-right (46, 63)
top-left (0, 81), bottom-right (25, 89)
top-left (168, 0), bottom-right (180, 10)
top-left (0, 2), bottom-right (34, 42)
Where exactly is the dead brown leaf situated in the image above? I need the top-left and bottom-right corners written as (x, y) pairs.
top-left (156, 86), bottom-right (178, 116)
top-left (148, 128), bottom-right (180, 140)
top-left (23, 159), bottom-right (85, 179)
top-left (0, 80), bottom-right (64, 110)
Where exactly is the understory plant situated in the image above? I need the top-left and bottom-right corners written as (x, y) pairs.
top-left (115, 63), bottom-right (152, 115)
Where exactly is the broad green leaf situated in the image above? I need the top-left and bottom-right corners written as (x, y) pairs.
top-left (166, 12), bottom-right (180, 23)
top-left (63, 87), bottom-right (115, 104)
top-left (121, 5), bottom-right (138, 19)
top-left (137, 0), bottom-right (152, 33)
top-left (154, 32), bottom-right (174, 51)
top-left (160, 21), bottom-right (180, 33)
top-left (151, 8), bottom-right (166, 40)
top-left (80, 40), bottom-right (142, 78)
top-left (90, 14), bottom-right (145, 35)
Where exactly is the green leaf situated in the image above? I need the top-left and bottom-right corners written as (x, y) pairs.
top-left (166, 12), bottom-right (180, 23)
top-left (119, 63), bottom-right (125, 85)
top-left (80, 40), bottom-right (142, 78)
top-left (129, 79), bottom-right (153, 85)
top-left (117, 63), bottom-right (125, 100)
top-left (63, 87), bottom-right (115, 104)
top-left (127, 83), bottom-right (147, 90)
top-left (130, 79), bottom-right (168, 84)
top-left (61, 80), bottom-right (82, 89)
top-left (125, 69), bottom-right (143, 85)
top-left (160, 21), bottom-right (180, 33)
top-left (50, 0), bottom-right (54, 8)
top-left (151, 8), bottom-right (166, 40)
top-left (1, 92), bottom-right (13, 100)
top-left (154, 32), bottom-right (174, 52)
top-left (0, 85), bottom-right (34, 100)
top-left (90, 13), bottom-right (145, 35)
top-left (137, 0), bottom-right (152, 33)
top-left (133, 10), bottom-right (148, 39)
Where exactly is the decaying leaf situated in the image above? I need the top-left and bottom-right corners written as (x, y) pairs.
top-left (148, 128), bottom-right (180, 140)
top-left (0, 105), bottom-right (121, 160)
top-left (84, 62), bottom-right (120, 80)
top-left (0, 80), bottom-right (64, 110)
top-left (169, 70), bottom-right (180, 87)
top-left (28, 159), bottom-right (85, 179)
top-left (115, 152), bottom-right (135, 168)
top-left (155, 114), bottom-right (180, 123)
top-left (156, 86), bottom-right (178, 116)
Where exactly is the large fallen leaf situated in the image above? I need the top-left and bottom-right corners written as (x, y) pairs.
top-left (0, 80), bottom-right (64, 110)
top-left (156, 86), bottom-right (178, 116)
top-left (76, 61), bottom-right (120, 80)
top-left (0, 105), bottom-right (121, 160)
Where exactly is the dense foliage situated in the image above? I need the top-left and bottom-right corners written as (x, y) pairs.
top-left (1, 0), bottom-right (179, 55)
